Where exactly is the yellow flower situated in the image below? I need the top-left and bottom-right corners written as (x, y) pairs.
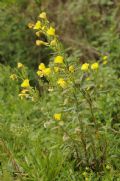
top-left (69, 65), bottom-right (75, 73)
top-left (43, 68), bottom-right (51, 76)
top-left (81, 63), bottom-right (89, 71)
top-left (54, 66), bottom-right (59, 72)
top-left (36, 40), bottom-right (48, 46)
top-left (37, 70), bottom-right (44, 77)
top-left (21, 79), bottom-right (30, 88)
top-left (38, 63), bottom-right (46, 70)
top-left (18, 93), bottom-right (29, 99)
top-left (19, 89), bottom-right (29, 99)
top-left (91, 62), bottom-right (99, 70)
top-left (17, 62), bottom-right (24, 69)
top-left (54, 56), bottom-right (64, 64)
top-left (10, 74), bottom-right (17, 80)
top-left (103, 60), bottom-right (108, 65)
top-left (47, 27), bottom-right (55, 36)
top-left (21, 89), bottom-right (29, 94)
top-left (35, 31), bottom-right (41, 37)
top-left (39, 12), bottom-right (47, 19)
top-left (50, 39), bottom-right (57, 46)
top-left (33, 21), bottom-right (41, 30)
top-left (28, 22), bottom-right (34, 29)
top-left (37, 65), bottom-right (51, 77)
top-left (53, 113), bottom-right (61, 121)
top-left (57, 78), bottom-right (67, 88)
top-left (102, 55), bottom-right (108, 61)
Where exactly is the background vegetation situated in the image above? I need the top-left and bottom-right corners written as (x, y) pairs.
top-left (0, 0), bottom-right (120, 180)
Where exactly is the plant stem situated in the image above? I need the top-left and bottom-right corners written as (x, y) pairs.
top-left (60, 126), bottom-right (80, 161)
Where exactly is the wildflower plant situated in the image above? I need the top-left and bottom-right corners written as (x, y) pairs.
top-left (10, 62), bottom-right (38, 101)
top-left (10, 12), bottom-right (119, 174)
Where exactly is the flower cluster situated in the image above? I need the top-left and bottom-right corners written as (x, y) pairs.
top-left (10, 12), bottom-right (109, 120)
top-left (19, 73), bottom-right (31, 100)
top-left (10, 62), bottom-right (36, 100)
top-left (81, 62), bottom-right (99, 71)
top-left (28, 12), bottom-right (57, 49)
top-left (10, 74), bottom-right (17, 80)
top-left (37, 63), bottom-right (51, 77)
top-left (27, 12), bottom-right (109, 121)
